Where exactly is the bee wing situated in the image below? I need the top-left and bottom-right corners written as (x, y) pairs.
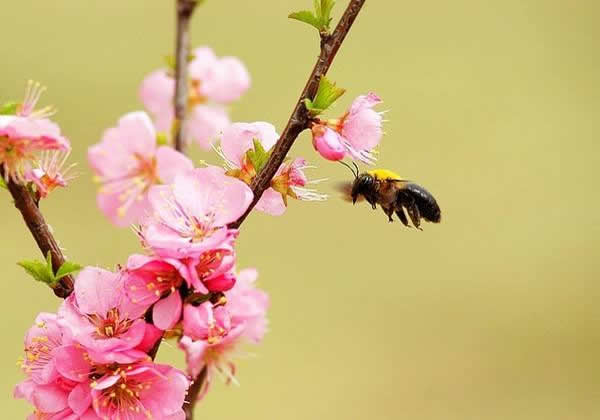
top-left (334, 181), bottom-right (363, 203)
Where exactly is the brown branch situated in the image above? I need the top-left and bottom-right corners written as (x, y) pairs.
top-left (184, 366), bottom-right (207, 420)
top-left (2, 169), bottom-right (73, 298)
top-left (173, 0), bottom-right (198, 152)
top-left (228, 0), bottom-right (367, 229)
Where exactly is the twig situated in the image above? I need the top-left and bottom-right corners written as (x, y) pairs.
top-left (229, 0), bottom-right (367, 229)
top-left (184, 366), bottom-right (208, 420)
top-left (173, 0), bottom-right (198, 152)
top-left (2, 168), bottom-right (73, 298)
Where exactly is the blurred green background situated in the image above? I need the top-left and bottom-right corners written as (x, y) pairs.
top-left (1, 0), bottom-right (599, 418)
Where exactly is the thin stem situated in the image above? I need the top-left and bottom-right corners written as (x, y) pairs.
top-left (173, 0), bottom-right (198, 152)
top-left (1, 169), bottom-right (73, 298)
top-left (229, 0), bottom-right (367, 229)
top-left (184, 366), bottom-right (208, 420)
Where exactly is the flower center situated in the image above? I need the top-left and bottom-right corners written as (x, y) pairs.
top-left (195, 250), bottom-right (227, 280)
top-left (188, 79), bottom-right (208, 107)
top-left (88, 308), bottom-right (134, 339)
top-left (148, 269), bottom-right (183, 298)
top-left (93, 368), bottom-right (152, 417)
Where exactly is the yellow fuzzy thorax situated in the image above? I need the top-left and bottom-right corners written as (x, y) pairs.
top-left (366, 169), bottom-right (404, 181)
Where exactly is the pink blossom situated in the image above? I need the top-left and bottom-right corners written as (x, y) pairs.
top-left (14, 378), bottom-right (99, 420)
top-left (124, 254), bottom-right (190, 330)
top-left (179, 268), bottom-right (269, 398)
top-left (329, 92), bottom-right (383, 164)
top-left (139, 166), bottom-right (253, 259)
top-left (58, 267), bottom-right (150, 362)
top-left (188, 247), bottom-right (237, 293)
top-left (188, 46), bottom-right (250, 104)
top-left (183, 302), bottom-right (231, 343)
top-left (0, 82), bottom-right (70, 183)
top-left (90, 363), bottom-right (188, 420)
top-left (219, 122), bottom-right (325, 215)
top-left (311, 125), bottom-right (346, 161)
top-left (24, 150), bottom-right (75, 199)
top-left (139, 46), bottom-right (249, 149)
top-left (18, 313), bottom-right (63, 385)
top-left (88, 111), bottom-right (193, 227)
top-left (55, 345), bottom-right (188, 420)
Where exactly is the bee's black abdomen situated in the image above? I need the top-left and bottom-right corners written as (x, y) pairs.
top-left (403, 183), bottom-right (441, 223)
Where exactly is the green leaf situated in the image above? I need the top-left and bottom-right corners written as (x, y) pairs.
top-left (319, 0), bottom-right (335, 30)
top-left (246, 139), bottom-right (271, 174)
top-left (305, 76), bottom-right (346, 116)
top-left (304, 98), bottom-right (326, 116)
top-left (288, 10), bottom-right (321, 30)
top-left (290, 0), bottom-right (336, 32)
top-left (55, 261), bottom-right (83, 280)
top-left (17, 258), bottom-right (56, 286)
top-left (0, 177), bottom-right (6, 190)
top-left (0, 102), bottom-right (18, 115)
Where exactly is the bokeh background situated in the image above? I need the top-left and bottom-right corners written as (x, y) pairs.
top-left (1, 0), bottom-right (599, 418)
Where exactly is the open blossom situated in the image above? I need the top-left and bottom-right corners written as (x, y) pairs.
top-left (88, 111), bottom-right (193, 227)
top-left (0, 81), bottom-right (70, 183)
top-left (25, 150), bottom-right (75, 198)
top-left (219, 122), bottom-right (325, 216)
top-left (139, 46), bottom-right (250, 149)
top-left (15, 378), bottom-right (99, 420)
top-left (179, 268), bottom-right (269, 398)
top-left (58, 267), bottom-right (151, 363)
top-left (124, 254), bottom-right (191, 330)
top-left (139, 166), bottom-right (253, 259)
top-left (311, 92), bottom-right (383, 164)
top-left (18, 313), bottom-right (63, 386)
top-left (55, 344), bottom-right (188, 420)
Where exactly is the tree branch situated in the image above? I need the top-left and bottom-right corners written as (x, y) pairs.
top-left (173, 0), bottom-right (198, 152)
top-left (184, 366), bottom-right (207, 420)
top-left (2, 169), bottom-right (73, 298)
top-left (228, 0), bottom-right (367, 229)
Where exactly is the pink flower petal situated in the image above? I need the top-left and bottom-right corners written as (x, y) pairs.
top-left (155, 146), bottom-right (193, 184)
top-left (220, 122), bottom-right (279, 167)
top-left (153, 292), bottom-right (182, 330)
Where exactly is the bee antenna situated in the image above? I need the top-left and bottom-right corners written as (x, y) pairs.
top-left (352, 161), bottom-right (360, 178)
top-left (339, 161), bottom-right (358, 178)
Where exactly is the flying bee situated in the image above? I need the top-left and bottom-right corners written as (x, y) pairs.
top-left (338, 162), bottom-right (441, 230)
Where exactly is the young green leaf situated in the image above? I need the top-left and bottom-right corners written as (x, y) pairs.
top-left (55, 261), bottom-right (83, 280)
top-left (305, 76), bottom-right (346, 116)
top-left (0, 177), bottom-right (6, 190)
top-left (288, 10), bottom-right (321, 31)
top-left (304, 98), bottom-right (326, 117)
top-left (0, 102), bottom-right (18, 115)
top-left (319, 0), bottom-right (336, 30)
top-left (17, 259), bottom-right (56, 286)
top-left (246, 139), bottom-right (272, 174)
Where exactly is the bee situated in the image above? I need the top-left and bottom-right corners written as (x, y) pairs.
top-left (339, 162), bottom-right (441, 230)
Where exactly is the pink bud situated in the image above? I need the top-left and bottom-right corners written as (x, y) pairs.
top-left (204, 272), bottom-right (237, 292)
top-left (311, 125), bottom-right (346, 161)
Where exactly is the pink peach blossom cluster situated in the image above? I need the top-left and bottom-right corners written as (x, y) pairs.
top-left (217, 121), bottom-right (327, 216)
top-left (15, 164), bottom-right (270, 418)
top-left (15, 270), bottom-right (189, 419)
top-left (140, 46), bottom-right (250, 149)
top-left (0, 81), bottom-right (72, 194)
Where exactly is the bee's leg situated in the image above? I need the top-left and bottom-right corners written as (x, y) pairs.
top-left (398, 191), bottom-right (422, 230)
top-left (406, 201), bottom-right (422, 230)
top-left (383, 206), bottom-right (394, 222)
top-left (395, 207), bottom-right (410, 227)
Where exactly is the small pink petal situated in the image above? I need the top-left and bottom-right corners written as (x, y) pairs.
top-left (153, 292), bottom-right (182, 330)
